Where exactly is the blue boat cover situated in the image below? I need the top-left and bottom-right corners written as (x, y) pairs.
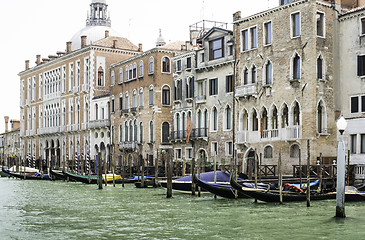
top-left (176, 171), bottom-right (243, 182)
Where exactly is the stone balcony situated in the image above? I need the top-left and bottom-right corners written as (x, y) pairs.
top-left (89, 119), bottom-right (110, 129)
top-left (236, 84), bottom-right (258, 97)
top-left (119, 141), bottom-right (137, 152)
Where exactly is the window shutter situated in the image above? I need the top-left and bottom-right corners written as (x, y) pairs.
top-left (179, 80), bottom-right (182, 100)
top-left (226, 76), bottom-right (229, 93)
top-left (190, 77), bottom-right (194, 98)
top-left (215, 79), bottom-right (218, 94)
top-left (184, 78), bottom-right (187, 99)
top-left (194, 81), bottom-right (198, 97)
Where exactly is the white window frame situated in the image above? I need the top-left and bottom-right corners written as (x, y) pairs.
top-left (225, 141), bottom-right (233, 156)
top-left (185, 147), bottom-right (193, 160)
top-left (316, 11), bottom-right (326, 38)
top-left (290, 11), bottom-right (301, 39)
top-left (263, 20), bottom-right (272, 46)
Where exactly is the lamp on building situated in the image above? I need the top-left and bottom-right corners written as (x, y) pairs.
top-left (336, 116), bottom-right (347, 218)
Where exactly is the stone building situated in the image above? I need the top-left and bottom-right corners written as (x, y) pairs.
top-left (109, 31), bottom-right (186, 173)
top-left (0, 116), bottom-right (20, 167)
top-left (171, 20), bottom-right (235, 172)
top-left (233, 0), bottom-right (340, 174)
top-left (336, 2), bottom-right (365, 178)
top-left (18, 0), bottom-right (140, 171)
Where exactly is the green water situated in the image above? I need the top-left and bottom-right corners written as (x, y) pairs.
top-left (1, 178), bottom-right (365, 240)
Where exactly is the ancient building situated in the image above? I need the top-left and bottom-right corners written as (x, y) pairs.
top-left (18, 0), bottom-right (140, 172)
top-left (233, 0), bottom-right (339, 174)
top-left (0, 116), bottom-right (20, 167)
top-left (109, 31), bottom-right (186, 173)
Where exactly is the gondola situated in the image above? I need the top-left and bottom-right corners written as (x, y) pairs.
top-left (63, 171), bottom-right (137, 184)
top-left (192, 173), bottom-right (248, 199)
top-left (49, 170), bottom-right (72, 181)
top-left (6, 170), bottom-right (51, 180)
top-left (230, 176), bottom-right (333, 202)
top-left (1, 167), bottom-right (9, 177)
top-left (160, 171), bottom-right (236, 193)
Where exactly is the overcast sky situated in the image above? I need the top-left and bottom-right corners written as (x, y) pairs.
top-left (0, 0), bottom-right (278, 132)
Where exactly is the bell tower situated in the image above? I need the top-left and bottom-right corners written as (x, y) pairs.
top-left (86, 0), bottom-right (111, 27)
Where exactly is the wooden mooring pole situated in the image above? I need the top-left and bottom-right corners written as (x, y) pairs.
top-left (319, 153), bottom-right (323, 193)
top-left (166, 150), bottom-right (172, 198)
top-left (306, 140), bottom-right (311, 207)
top-left (279, 149), bottom-right (283, 204)
top-left (97, 153), bottom-right (103, 190)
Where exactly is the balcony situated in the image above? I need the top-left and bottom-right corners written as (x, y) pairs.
top-left (130, 107), bottom-right (137, 113)
top-left (44, 92), bottom-right (61, 101)
top-left (236, 130), bottom-right (248, 143)
top-left (285, 125), bottom-right (301, 140)
top-left (119, 141), bottom-right (137, 151)
top-left (196, 95), bottom-right (206, 104)
top-left (236, 84), bottom-right (258, 98)
top-left (89, 119), bottom-right (110, 129)
top-left (123, 109), bottom-right (129, 114)
top-left (191, 128), bottom-right (208, 139)
top-left (355, 165), bottom-right (365, 180)
top-left (72, 124), bottom-right (79, 131)
top-left (37, 127), bottom-right (61, 135)
top-left (67, 125), bottom-right (73, 132)
top-left (171, 130), bottom-right (186, 141)
top-left (30, 129), bottom-right (37, 136)
top-left (81, 83), bottom-right (89, 92)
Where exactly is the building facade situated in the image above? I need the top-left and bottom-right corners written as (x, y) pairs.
top-left (0, 117), bottom-right (20, 167)
top-left (18, 0), bottom-right (140, 171)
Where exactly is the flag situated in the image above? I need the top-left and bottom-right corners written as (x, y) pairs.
top-left (186, 114), bottom-right (193, 144)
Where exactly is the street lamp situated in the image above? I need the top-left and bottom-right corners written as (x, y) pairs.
top-left (336, 116), bottom-right (347, 218)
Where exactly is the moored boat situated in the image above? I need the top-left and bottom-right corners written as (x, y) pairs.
top-left (6, 170), bottom-right (51, 180)
top-left (63, 171), bottom-right (136, 184)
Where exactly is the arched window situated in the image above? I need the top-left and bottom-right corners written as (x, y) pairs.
top-left (133, 63), bottom-right (137, 79)
top-left (271, 106), bottom-right (278, 130)
top-left (97, 66), bottom-right (104, 86)
top-left (129, 120), bottom-right (133, 142)
top-left (119, 93), bottom-right (123, 111)
top-left (111, 70), bottom-right (115, 86)
top-left (292, 101), bottom-right (300, 125)
top-left (264, 145), bottom-right (273, 158)
top-left (261, 108), bottom-right (268, 137)
top-left (252, 109), bottom-right (258, 131)
top-left (125, 66), bottom-right (128, 82)
top-left (125, 121), bottom-right (129, 141)
top-left (162, 57), bottom-right (170, 73)
top-left (129, 64), bottom-right (133, 80)
top-left (252, 65), bottom-right (257, 84)
top-left (125, 92), bottom-right (129, 110)
top-left (265, 60), bottom-right (273, 85)
top-left (119, 68), bottom-right (123, 84)
top-left (95, 104), bottom-right (98, 120)
top-left (139, 60), bottom-right (144, 77)
top-left (243, 67), bottom-right (249, 85)
top-left (162, 122), bottom-right (170, 143)
top-left (317, 100), bottom-right (327, 134)
top-left (204, 109), bottom-right (208, 136)
top-left (239, 109), bottom-right (248, 131)
top-left (149, 57), bottom-right (154, 74)
top-left (182, 112), bottom-right (186, 138)
top-left (293, 53), bottom-right (301, 80)
top-left (132, 90), bottom-right (137, 108)
top-left (198, 110), bottom-right (202, 130)
top-left (139, 88), bottom-right (143, 107)
top-left (176, 113), bottom-right (181, 138)
top-left (290, 144), bottom-right (300, 158)
top-left (162, 85), bottom-right (170, 105)
top-left (149, 85), bottom-right (154, 105)
top-left (281, 104), bottom-right (289, 128)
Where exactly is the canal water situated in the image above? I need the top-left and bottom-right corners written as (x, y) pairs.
top-left (1, 177), bottom-right (365, 240)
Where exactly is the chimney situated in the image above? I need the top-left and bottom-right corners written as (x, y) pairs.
top-left (233, 11), bottom-right (241, 21)
top-left (66, 41), bottom-right (72, 54)
top-left (105, 30), bottom-right (109, 38)
top-left (25, 60), bottom-right (30, 70)
top-left (4, 116), bottom-right (9, 133)
top-left (138, 43), bottom-right (143, 52)
top-left (113, 39), bottom-right (117, 48)
top-left (81, 36), bottom-right (87, 48)
top-left (36, 55), bottom-right (41, 65)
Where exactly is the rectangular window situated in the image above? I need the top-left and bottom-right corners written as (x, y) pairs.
top-left (242, 29), bottom-right (248, 51)
top-left (175, 149), bottom-right (182, 160)
top-left (351, 134), bottom-right (357, 154)
top-left (177, 60), bottom-right (182, 72)
top-left (187, 57), bottom-right (192, 69)
top-left (361, 18), bottom-right (365, 35)
top-left (211, 142), bottom-right (218, 156)
top-left (291, 12), bottom-right (301, 37)
top-left (201, 53), bottom-right (205, 63)
top-left (186, 148), bottom-right (192, 159)
top-left (209, 78), bottom-right (218, 96)
top-left (362, 96), bottom-right (365, 112)
top-left (226, 75), bottom-right (233, 93)
top-left (251, 27), bottom-right (257, 49)
top-left (264, 21), bottom-right (272, 45)
top-left (357, 55), bottom-right (365, 76)
top-left (229, 45), bottom-right (233, 56)
top-left (209, 38), bottom-right (224, 60)
top-left (361, 134), bottom-right (365, 153)
top-left (316, 12), bottom-right (325, 37)
top-left (351, 96), bottom-right (359, 113)
top-left (226, 142), bottom-right (233, 156)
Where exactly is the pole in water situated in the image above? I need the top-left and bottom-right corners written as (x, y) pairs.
top-left (279, 149), bottom-right (283, 205)
top-left (336, 131), bottom-right (346, 218)
top-left (97, 153), bottom-right (103, 190)
top-left (306, 140), bottom-right (311, 207)
top-left (166, 150), bottom-right (172, 198)
top-left (319, 153), bottom-right (323, 193)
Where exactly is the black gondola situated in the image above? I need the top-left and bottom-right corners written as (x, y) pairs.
top-left (230, 176), bottom-right (333, 202)
top-left (6, 170), bottom-right (51, 181)
top-left (192, 173), bottom-right (248, 199)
